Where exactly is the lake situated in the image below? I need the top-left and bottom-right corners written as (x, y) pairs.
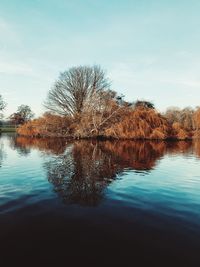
top-left (0, 133), bottom-right (200, 266)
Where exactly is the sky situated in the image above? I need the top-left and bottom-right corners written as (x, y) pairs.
top-left (0, 0), bottom-right (200, 117)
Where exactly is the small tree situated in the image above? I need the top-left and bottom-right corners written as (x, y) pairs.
top-left (0, 95), bottom-right (6, 119)
top-left (10, 105), bottom-right (34, 125)
top-left (10, 113), bottom-right (25, 125)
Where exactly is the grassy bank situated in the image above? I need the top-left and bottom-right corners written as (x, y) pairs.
top-left (0, 127), bottom-right (16, 133)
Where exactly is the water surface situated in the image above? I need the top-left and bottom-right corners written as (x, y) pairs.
top-left (0, 134), bottom-right (200, 266)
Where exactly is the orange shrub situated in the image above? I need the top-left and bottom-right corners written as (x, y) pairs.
top-left (17, 113), bottom-right (74, 137)
top-left (105, 107), bottom-right (170, 139)
top-left (193, 108), bottom-right (200, 139)
top-left (17, 106), bottom-right (197, 140)
top-left (171, 122), bottom-right (191, 140)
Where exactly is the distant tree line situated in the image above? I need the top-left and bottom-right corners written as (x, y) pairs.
top-left (0, 95), bottom-right (34, 127)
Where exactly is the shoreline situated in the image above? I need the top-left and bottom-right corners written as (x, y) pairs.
top-left (0, 127), bottom-right (16, 133)
top-left (15, 133), bottom-right (196, 141)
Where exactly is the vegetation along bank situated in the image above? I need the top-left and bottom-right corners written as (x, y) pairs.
top-left (1, 65), bottom-right (200, 140)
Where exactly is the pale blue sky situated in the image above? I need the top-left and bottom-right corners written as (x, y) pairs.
top-left (0, 0), bottom-right (200, 117)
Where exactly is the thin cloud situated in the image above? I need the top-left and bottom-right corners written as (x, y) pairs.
top-left (0, 61), bottom-right (33, 75)
top-left (0, 17), bottom-right (20, 45)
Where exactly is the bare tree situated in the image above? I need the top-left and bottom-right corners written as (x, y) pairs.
top-left (165, 107), bottom-right (194, 130)
top-left (44, 65), bottom-right (111, 117)
top-left (17, 105), bottom-right (34, 121)
top-left (180, 107), bottom-right (194, 130)
top-left (0, 95), bottom-right (6, 118)
top-left (164, 107), bottom-right (181, 124)
top-left (72, 88), bottom-right (132, 137)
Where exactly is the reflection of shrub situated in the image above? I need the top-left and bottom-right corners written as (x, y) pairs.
top-left (8, 134), bottom-right (200, 207)
top-left (42, 139), bottom-right (198, 206)
top-left (13, 136), bottom-right (68, 155)
top-left (194, 140), bottom-right (200, 157)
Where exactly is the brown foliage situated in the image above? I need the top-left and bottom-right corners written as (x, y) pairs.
top-left (17, 104), bottom-right (200, 141)
top-left (171, 122), bottom-right (191, 140)
top-left (193, 108), bottom-right (200, 139)
top-left (17, 113), bottom-right (74, 137)
top-left (165, 107), bottom-right (194, 131)
top-left (105, 107), bottom-right (169, 139)
top-left (164, 106), bottom-right (200, 139)
top-left (16, 63), bottom-right (199, 141)
top-left (75, 99), bottom-right (126, 138)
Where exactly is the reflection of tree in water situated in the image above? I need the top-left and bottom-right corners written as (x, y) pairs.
top-left (10, 136), bottom-right (67, 156)
top-left (44, 141), bottom-right (120, 206)
top-left (101, 140), bottom-right (193, 171)
top-left (10, 136), bottom-right (200, 206)
top-left (44, 141), bottom-right (159, 206)
top-left (0, 134), bottom-right (6, 168)
top-left (0, 143), bottom-right (4, 168)
top-left (43, 140), bottom-right (195, 206)
top-left (9, 136), bottom-right (31, 156)
top-left (193, 141), bottom-right (200, 158)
